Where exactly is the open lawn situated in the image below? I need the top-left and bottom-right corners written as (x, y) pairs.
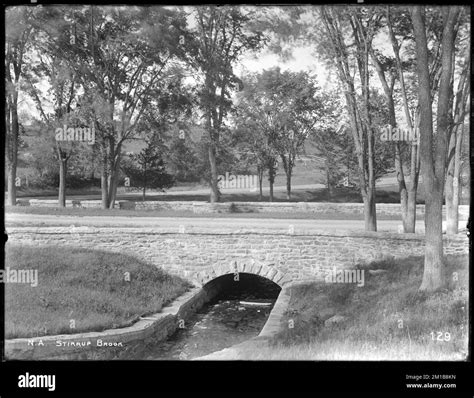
top-left (12, 186), bottom-right (405, 203)
top-left (238, 255), bottom-right (469, 360)
top-left (4, 244), bottom-right (191, 339)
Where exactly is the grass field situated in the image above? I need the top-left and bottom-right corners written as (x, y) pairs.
top-left (4, 244), bottom-right (191, 339)
top-left (12, 185), bottom-right (404, 202)
top-left (238, 255), bottom-right (469, 360)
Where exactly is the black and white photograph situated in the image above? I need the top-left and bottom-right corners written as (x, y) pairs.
top-left (2, 2), bottom-right (472, 393)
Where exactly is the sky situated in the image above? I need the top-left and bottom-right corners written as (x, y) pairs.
top-left (238, 45), bottom-right (334, 90)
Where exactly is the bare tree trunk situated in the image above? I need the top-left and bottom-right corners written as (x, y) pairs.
top-left (326, 159), bottom-right (333, 200)
top-left (365, 102), bottom-right (377, 228)
top-left (107, 139), bottom-right (118, 209)
top-left (142, 165), bottom-right (147, 202)
top-left (446, 128), bottom-right (456, 234)
top-left (446, 123), bottom-right (464, 234)
top-left (258, 166), bottom-right (264, 201)
top-left (406, 138), bottom-right (421, 233)
top-left (386, 7), bottom-right (420, 233)
top-left (209, 144), bottom-right (219, 203)
top-left (445, 182), bottom-right (456, 234)
top-left (371, 46), bottom-right (410, 232)
top-left (364, 189), bottom-right (377, 231)
top-left (101, 180), bottom-right (109, 208)
top-left (395, 144), bottom-right (410, 231)
top-left (286, 168), bottom-right (292, 201)
top-left (100, 137), bottom-right (120, 209)
top-left (363, 194), bottom-right (377, 232)
top-left (204, 71), bottom-right (220, 204)
top-left (6, 107), bottom-right (18, 205)
top-left (108, 171), bottom-right (119, 209)
top-left (101, 152), bottom-right (109, 209)
top-left (321, 8), bottom-right (377, 231)
top-left (446, 52), bottom-right (469, 234)
top-left (451, 130), bottom-right (462, 228)
top-left (58, 158), bottom-right (67, 208)
top-left (108, 151), bottom-right (123, 209)
top-left (268, 161), bottom-right (276, 202)
top-left (412, 5), bottom-right (460, 291)
top-left (406, 187), bottom-right (417, 233)
top-left (421, 191), bottom-right (445, 290)
top-left (7, 164), bottom-right (17, 206)
top-left (366, 128), bottom-right (377, 232)
top-left (56, 138), bottom-right (69, 208)
top-left (6, 101), bottom-right (19, 206)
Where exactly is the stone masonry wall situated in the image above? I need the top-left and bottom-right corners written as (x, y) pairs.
top-left (6, 227), bottom-right (468, 287)
top-left (17, 199), bottom-right (470, 219)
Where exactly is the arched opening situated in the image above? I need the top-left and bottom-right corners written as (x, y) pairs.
top-left (139, 273), bottom-right (282, 360)
top-left (202, 272), bottom-right (281, 302)
top-left (184, 273), bottom-right (282, 352)
top-left (191, 261), bottom-right (287, 288)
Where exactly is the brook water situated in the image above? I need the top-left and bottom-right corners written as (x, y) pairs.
top-left (140, 274), bottom-right (281, 360)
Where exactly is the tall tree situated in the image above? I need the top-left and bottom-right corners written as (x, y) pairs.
top-left (186, 6), bottom-right (265, 202)
top-left (269, 69), bottom-right (322, 200)
top-left (373, 6), bottom-right (451, 233)
top-left (445, 9), bottom-right (470, 235)
top-left (310, 93), bottom-right (357, 199)
top-left (5, 7), bottom-right (34, 206)
top-left (384, 6), bottom-right (421, 233)
top-left (411, 5), bottom-right (460, 291)
top-left (235, 68), bottom-right (322, 201)
top-left (235, 70), bottom-right (283, 202)
top-left (368, 7), bottom-right (420, 233)
top-left (319, 7), bottom-right (379, 231)
top-left (233, 100), bottom-right (279, 201)
top-left (53, 5), bottom-right (188, 209)
top-left (25, 43), bottom-right (82, 207)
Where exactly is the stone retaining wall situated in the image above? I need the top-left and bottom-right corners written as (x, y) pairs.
top-left (4, 285), bottom-right (222, 360)
top-left (6, 226), bottom-right (468, 288)
top-left (17, 199), bottom-right (469, 219)
top-left (5, 223), bottom-right (469, 360)
top-left (258, 287), bottom-right (291, 339)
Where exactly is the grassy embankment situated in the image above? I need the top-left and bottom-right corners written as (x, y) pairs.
top-left (4, 244), bottom-right (191, 339)
top-left (238, 255), bottom-right (469, 361)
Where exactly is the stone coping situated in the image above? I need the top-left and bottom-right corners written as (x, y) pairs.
top-left (14, 199), bottom-right (470, 217)
top-left (21, 198), bottom-right (469, 208)
top-left (257, 287), bottom-right (291, 339)
top-left (4, 287), bottom-right (203, 360)
top-left (5, 225), bottom-right (469, 243)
